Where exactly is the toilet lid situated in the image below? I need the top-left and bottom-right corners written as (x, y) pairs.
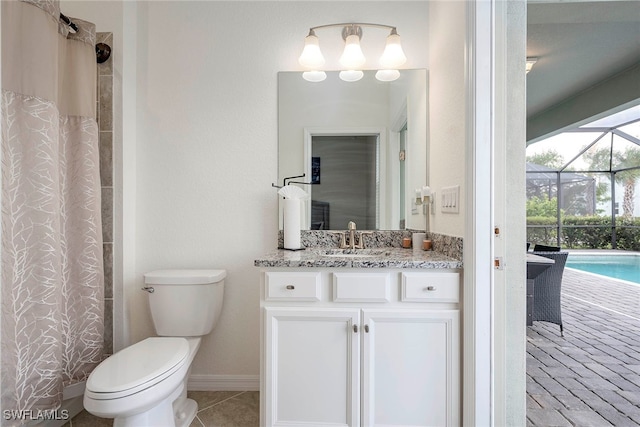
top-left (86, 337), bottom-right (189, 397)
top-left (144, 269), bottom-right (226, 285)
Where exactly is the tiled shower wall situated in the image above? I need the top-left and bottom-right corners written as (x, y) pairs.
top-left (97, 32), bottom-right (113, 355)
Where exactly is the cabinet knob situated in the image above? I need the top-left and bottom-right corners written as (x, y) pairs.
top-left (425, 286), bottom-right (436, 291)
top-left (285, 285), bottom-right (295, 290)
top-left (364, 324), bottom-right (369, 333)
top-left (353, 324), bottom-right (358, 333)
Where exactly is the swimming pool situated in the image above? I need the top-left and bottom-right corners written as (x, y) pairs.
top-left (566, 253), bottom-right (640, 284)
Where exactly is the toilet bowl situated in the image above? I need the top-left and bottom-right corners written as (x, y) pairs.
top-left (84, 269), bottom-right (225, 427)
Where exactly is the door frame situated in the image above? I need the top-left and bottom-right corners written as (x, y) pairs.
top-left (303, 127), bottom-right (388, 230)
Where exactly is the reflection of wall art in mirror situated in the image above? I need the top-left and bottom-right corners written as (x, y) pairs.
top-left (311, 157), bottom-right (321, 184)
top-left (278, 69), bottom-right (428, 231)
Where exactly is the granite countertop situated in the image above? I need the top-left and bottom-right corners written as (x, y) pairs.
top-left (254, 247), bottom-right (463, 269)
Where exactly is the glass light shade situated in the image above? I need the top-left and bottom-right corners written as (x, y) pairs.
top-left (339, 34), bottom-right (366, 69)
top-left (379, 33), bottom-right (407, 68)
top-left (302, 71), bottom-right (327, 82)
top-left (339, 70), bottom-right (364, 82)
top-left (299, 34), bottom-right (325, 69)
top-left (375, 69), bottom-right (400, 82)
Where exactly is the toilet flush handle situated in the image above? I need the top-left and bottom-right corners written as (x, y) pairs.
top-left (141, 286), bottom-right (155, 293)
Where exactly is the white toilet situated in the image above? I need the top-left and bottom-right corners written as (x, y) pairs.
top-left (84, 269), bottom-right (225, 427)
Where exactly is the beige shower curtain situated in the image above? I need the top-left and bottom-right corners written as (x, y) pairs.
top-left (1, 0), bottom-right (104, 421)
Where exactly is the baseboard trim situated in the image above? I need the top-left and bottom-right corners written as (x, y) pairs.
top-left (188, 374), bottom-right (260, 391)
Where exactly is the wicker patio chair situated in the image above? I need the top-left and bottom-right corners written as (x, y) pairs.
top-left (531, 251), bottom-right (568, 336)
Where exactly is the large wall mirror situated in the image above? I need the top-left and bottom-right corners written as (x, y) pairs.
top-left (278, 69), bottom-right (428, 231)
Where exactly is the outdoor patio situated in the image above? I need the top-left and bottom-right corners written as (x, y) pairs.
top-left (527, 268), bottom-right (640, 426)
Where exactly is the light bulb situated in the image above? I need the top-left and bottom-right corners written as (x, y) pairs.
top-left (339, 34), bottom-right (366, 69)
top-left (302, 71), bottom-right (327, 82)
top-left (339, 70), bottom-right (364, 82)
top-left (375, 69), bottom-right (400, 82)
top-left (379, 30), bottom-right (407, 69)
top-left (298, 32), bottom-right (325, 69)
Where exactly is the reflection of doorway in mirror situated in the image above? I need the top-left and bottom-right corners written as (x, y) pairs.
top-left (311, 135), bottom-right (379, 230)
top-left (399, 123), bottom-right (408, 229)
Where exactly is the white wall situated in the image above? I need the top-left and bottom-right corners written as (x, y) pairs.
top-left (427, 1), bottom-right (466, 238)
top-left (66, 1), bottom-right (431, 384)
top-left (400, 70), bottom-right (429, 230)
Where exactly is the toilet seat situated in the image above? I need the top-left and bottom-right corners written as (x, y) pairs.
top-left (86, 337), bottom-right (189, 400)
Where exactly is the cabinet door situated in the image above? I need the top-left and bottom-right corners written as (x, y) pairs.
top-left (264, 308), bottom-right (360, 427)
top-left (362, 310), bottom-right (460, 427)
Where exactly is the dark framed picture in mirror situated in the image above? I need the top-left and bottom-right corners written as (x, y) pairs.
top-left (311, 157), bottom-right (321, 184)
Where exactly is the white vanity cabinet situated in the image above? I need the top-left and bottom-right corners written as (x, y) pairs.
top-left (260, 269), bottom-right (461, 427)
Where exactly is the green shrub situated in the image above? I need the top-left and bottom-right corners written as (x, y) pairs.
top-left (526, 216), bottom-right (640, 250)
top-left (526, 216), bottom-right (558, 246)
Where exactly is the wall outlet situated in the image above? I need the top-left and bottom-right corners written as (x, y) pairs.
top-left (441, 185), bottom-right (460, 213)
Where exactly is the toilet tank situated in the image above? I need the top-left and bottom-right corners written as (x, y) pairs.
top-left (143, 269), bottom-right (226, 337)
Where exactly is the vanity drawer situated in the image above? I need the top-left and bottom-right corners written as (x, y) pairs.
top-left (401, 272), bottom-right (459, 302)
top-left (265, 272), bottom-right (321, 301)
top-left (333, 272), bottom-right (390, 302)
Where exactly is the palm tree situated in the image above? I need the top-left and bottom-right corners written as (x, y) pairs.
top-left (618, 147), bottom-right (640, 217)
top-left (585, 145), bottom-right (640, 217)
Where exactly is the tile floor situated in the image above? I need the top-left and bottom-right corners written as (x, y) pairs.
top-left (64, 391), bottom-right (259, 427)
top-left (527, 268), bottom-right (640, 426)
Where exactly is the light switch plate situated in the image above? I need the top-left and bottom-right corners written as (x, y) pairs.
top-left (441, 185), bottom-right (460, 213)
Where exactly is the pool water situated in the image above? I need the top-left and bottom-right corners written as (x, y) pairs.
top-left (566, 254), bottom-right (640, 284)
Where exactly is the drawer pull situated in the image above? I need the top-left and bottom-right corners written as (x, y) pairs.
top-left (353, 325), bottom-right (358, 333)
top-left (285, 285), bottom-right (295, 290)
top-left (364, 324), bottom-right (369, 333)
top-left (425, 286), bottom-right (436, 291)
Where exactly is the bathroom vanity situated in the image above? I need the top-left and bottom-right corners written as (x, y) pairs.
top-left (255, 247), bottom-right (462, 427)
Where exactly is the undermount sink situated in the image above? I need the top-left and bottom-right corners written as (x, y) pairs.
top-left (324, 253), bottom-right (378, 258)
top-left (312, 249), bottom-right (391, 258)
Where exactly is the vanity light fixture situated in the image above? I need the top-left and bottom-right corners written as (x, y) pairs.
top-left (526, 57), bottom-right (538, 74)
top-left (298, 23), bottom-right (407, 82)
top-left (299, 30), bottom-right (325, 68)
top-left (339, 25), bottom-right (366, 69)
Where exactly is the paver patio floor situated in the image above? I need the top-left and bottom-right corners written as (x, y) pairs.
top-left (527, 268), bottom-right (640, 426)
